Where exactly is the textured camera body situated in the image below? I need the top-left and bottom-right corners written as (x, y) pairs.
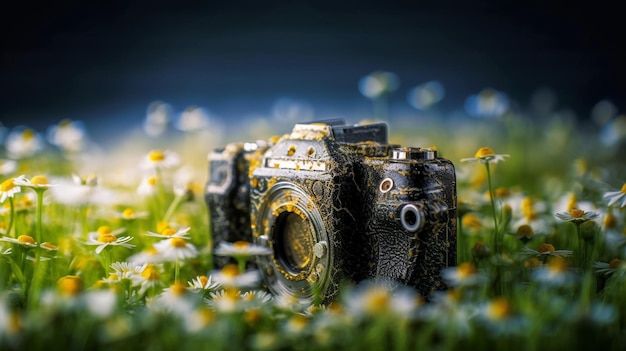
top-left (207, 120), bottom-right (456, 302)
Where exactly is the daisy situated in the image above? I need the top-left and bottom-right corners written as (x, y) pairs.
top-left (460, 146), bottom-right (509, 164)
top-left (0, 234), bottom-right (38, 248)
top-left (57, 275), bottom-right (84, 296)
top-left (153, 237), bottom-right (198, 261)
top-left (530, 256), bottom-right (578, 287)
top-left (5, 126), bottom-right (44, 159)
top-left (603, 183), bottom-right (626, 208)
top-left (127, 247), bottom-right (164, 265)
top-left (0, 159), bottom-right (17, 176)
top-left (46, 119), bottom-right (88, 153)
top-left (136, 175), bottom-right (159, 196)
top-left (343, 281), bottom-right (421, 319)
top-left (133, 263), bottom-right (165, 295)
top-left (0, 175), bottom-right (25, 203)
top-left (555, 208), bottom-right (601, 224)
top-left (146, 226), bottom-right (191, 239)
top-left (71, 173), bottom-right (98, 187)
top-left (13, 175), bottom-right (57, 191)
top-left (84, 230), bottom-right (135, 254)
top-left (187, 275), bottom-right (221, 293)
top-left (116, 207), bottom-right (149, 221)
top-left (441, 262), bottom-right (489, 287)
top-left (151, 282), bottom-right (198, 317)
top-left (477, 297), bottom-right (527, 336)
top-left (140, 149), bottom-right (180, 171)
top-left (175, 106), bottom-right (210, 132)
top-left (210, 264), bottom-right (261, 288)
top-left (506, 224), bottom-right (548, 244)
top-left (521, 243), bottom-right (573, 258)
top-left (594, 259), bottom-right (626, 277)
top-left (109, 261), bottom-right (147, 280)
top-left (214, 241), bottom-right (272, 259)
top-left (206, 288), bottom-right (242, 313)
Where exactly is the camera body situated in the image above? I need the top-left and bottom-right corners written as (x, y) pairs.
top-left (207, 120), bottom-right (456, 302)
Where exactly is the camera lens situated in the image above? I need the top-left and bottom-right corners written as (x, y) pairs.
top-left (274, 212), bottom-right (314, 273)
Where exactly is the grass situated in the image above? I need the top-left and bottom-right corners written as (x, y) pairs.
top-left (0, 101), bottom-right (625, 351)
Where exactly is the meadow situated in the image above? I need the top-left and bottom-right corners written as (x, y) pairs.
top-left (1, 88), bottom-right (625, 350)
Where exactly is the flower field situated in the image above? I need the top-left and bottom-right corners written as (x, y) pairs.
top-left (1, 94), bottom-right (626, 350)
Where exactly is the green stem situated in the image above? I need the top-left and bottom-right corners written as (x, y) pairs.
top-left (175, 258), bottom-right (180, 283)
top-left (484, 162), bottom-right (499, 252)
top-left (6, 197), bottom-right (15, 237)
top-left (29, 189), bottom-right (46, 310)
top-left (163, 194), bottom-right (183, 223)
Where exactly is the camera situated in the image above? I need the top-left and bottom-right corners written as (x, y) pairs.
top-left (206, 120), bottom-right (457, 303)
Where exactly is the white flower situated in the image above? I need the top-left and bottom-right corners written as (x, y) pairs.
top-left (152, 282), bottom-right (199, 317)
top-left (555, 208), bottom-right (600, 223)
top-left (210, 264), bottom-right (261, 288)
top-left (84, 230), bottom-right (135, 254)
top-left (0, 234), bottom-right (37, 248)
top-left (441, 262), bottom-right (489, 287)
top-left (343, 281), bottom-right (421, 319)
top-left (5, 126), bottom-right (44, 159)
top-left (46, 119), bottom-right (88, 153)
top-left (214, 241), bottom-right (272, 259)
top-left (0, 175), bottom-right (25, 203)
top-left (146, 226), bottom-right (191, 239)
top-left (603, 183), bottom-right (626, 208)
top-left (0, 159), bottom-right (17, 176)
top-left (140, 149), bottom-right (180, 171)
top-left (115, 207), bottom-right (149, 221)
top-left (461, 147), bottom-right (509, 164)
top-left (153, 237), bottom-right (198, 261)
top-left (13, 175), bottom-right (57, 190)
top-left (205, 289), bottom-right (242, 313)
top-left (127, 247), bottom-right (165, 265)
top-left (187, 275), bottom-right (221, 293)
top-left (175, 106), bottom-right (210, 132)
top-left (521, 243), bottom-right (573, 257)
top-left (137, 175), bottom-right (159, 196)
top-left (109, 261), bottom-right (147, 280)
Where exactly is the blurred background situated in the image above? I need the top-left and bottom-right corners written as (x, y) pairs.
top-left (1, 1), bottom-right (624, 148)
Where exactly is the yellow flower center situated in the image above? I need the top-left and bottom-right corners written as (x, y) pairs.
top-left (170, 237), bottom-right (187, 248)
top-left (474, 146), bottom-right (495, 158)
top-left (494, 187), bottom-right (510, 198)
top-left (41, 242), bottom-right (58, 250)
top-left (156, 221), bottom-right (169, 233)
top-left (17, 235), bottom-right (35, 244)
top-left (161, 228), bottom-right (176, 236)
top-left (548, 256), bottom-right (568, 272)
top-left (462, 213), bottom-right (482, 229)
top-left (604, 213), bottom-right (617, 229)
top-left (141, 264), bottom-right (160, 281)
top-left (122, 208), bottom-right (135, 219)
top-left (363, 288), bottom-right (390, 314)
top-left (30, 175), bottom-right (49, 185)
top-left (245, 309), bottom-right (262, 325)
top-left (97, 226), bottom-right (112, 235)
top-left (148, 150), bottom-right (166, 162)
top-left (97, 233), bottom-right (116, 243)
top-left (222, 264), bottom-right (240, 278)
top-left (457, 262), bottom-right (476, 278)
top-left (609, 259), bottom-right (622, 270)
top-left (58, 275), bottom-right (84, 296)
top-left (1, 178), bottom-right (15, 192)
top-left (170, 282), bottom-right (187, 296)
top-left (107, 273), bottom-right (120, 281)
top-left (569, 208), bottom-right (584, 218)
top-left (621, 183), bottom-right (626, 194)
top-left (487, 298), bottom-right (510, 320)
top-left (537, 243), bottom-right (555, 254)
top-left (22, 129), bottom-right (35, 141)
top-left (515, 224), bottom-right (534, 238)
top-left (566, 194), bottom-right (578, 211)
top-left (147, 176), bottom-right (158, 186)
top-left (198, 275), bottom-right (209, 287)
top-left (233, 241), bottom-right (250, 250)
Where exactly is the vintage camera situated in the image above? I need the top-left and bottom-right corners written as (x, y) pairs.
top-left (206, 120), bottom-right (457, 303)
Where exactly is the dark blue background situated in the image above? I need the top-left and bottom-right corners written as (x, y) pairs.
top-left (1, 1), bottom-right (624, 142)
